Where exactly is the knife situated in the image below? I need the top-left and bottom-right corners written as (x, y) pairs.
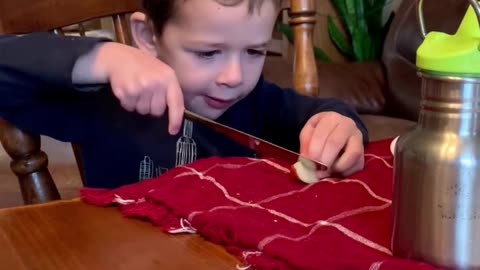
top-left (184, 110), bottom-right (328, 170)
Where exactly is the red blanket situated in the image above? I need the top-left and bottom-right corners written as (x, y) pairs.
top-left (81, 139), bottom-right (440, 270)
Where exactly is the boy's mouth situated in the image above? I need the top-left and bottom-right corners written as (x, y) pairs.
top-left (204, 96), bottom-right (235, 110)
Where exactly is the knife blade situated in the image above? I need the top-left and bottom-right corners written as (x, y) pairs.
top-left (184, 110), bottom-right (328, 170)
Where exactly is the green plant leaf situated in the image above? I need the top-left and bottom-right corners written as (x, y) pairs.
top-left (354, 0), bottom-right (368, 33)
top-left (327, 0), bottom-right (392, 62)
top-left (373, 0), bottom-right (388, 14)
top-left (345, 0), bottom-right (356, 16)
top-left (343, 0), bottom-right (357, 35)
top-left (364, 0), bottom-right (386, 33)
top-left (314, 47), bottom-right (332, 62)
top-left (275, 22), bottom-right (294, 44)
top-left (331, 0), bottom-right (356, 39)
top-left (331, 0), bottom-right (348, 19)
top-left (327, 16), bottom-right (354, 59)
top-left (355, 28), bottom-right (376, 61)
top-left (351, 30), bottom-right (362, 61)
top-left (331, 0), bottom-right (346, 14)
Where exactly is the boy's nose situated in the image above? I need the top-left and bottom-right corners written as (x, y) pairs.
top-left (216, 60), bottom-right (243, 88)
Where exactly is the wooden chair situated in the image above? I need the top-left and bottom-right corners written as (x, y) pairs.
top-left (0, 0), bottom-right (139, 204)
top-left (0, 0), bottom-right (318, 205)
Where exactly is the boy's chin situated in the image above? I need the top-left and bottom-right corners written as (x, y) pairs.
top-left (205, 109), bottom-right (227, 120)
top-left (189, 107), bottom-right (227, 120)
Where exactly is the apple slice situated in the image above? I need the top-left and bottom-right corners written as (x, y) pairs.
top-left (290, 157), bottom-right (319, 184)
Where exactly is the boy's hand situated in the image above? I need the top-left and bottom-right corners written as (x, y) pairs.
top-left (73, 42), bottom-right (184, 135)
top-left (299, 112), bottom-right (364, 179)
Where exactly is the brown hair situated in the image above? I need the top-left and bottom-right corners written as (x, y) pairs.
top-left (140, 0), bottom-right (281, 35)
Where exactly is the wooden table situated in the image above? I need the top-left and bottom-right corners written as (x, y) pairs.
top-left (0, 199), bottom-right (239, 269)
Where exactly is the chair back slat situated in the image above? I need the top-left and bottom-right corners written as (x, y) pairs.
top-left (0, 0), bottom-right (140, 34)
top-left (113, 14), bottom-right (133, 45)
top-left (288, 0), bottom-right (319, 96)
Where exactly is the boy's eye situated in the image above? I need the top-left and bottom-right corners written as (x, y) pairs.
top-left (246, 49), bottom-right (266, 57)
top-left (194, 50), bottom-right (220, 59)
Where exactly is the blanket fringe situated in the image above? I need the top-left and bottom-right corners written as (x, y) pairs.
top-left (167, 218), bottom-right (197, 234)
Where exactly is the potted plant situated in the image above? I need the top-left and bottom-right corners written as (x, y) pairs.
top-left (276, 0), bottom-right (394, 62)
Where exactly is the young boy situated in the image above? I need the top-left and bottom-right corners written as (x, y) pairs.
top-left (0, 0), bottom-right (367, 188)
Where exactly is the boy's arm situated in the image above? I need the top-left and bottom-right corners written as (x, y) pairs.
top-left (0, 33), bottom-right (110, 92)
top-left (0, 33), bottom-right (111, 143)
top-left (257, 80), bottom-right (368, 152)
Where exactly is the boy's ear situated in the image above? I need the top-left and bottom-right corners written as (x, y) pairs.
top-left (130, 12), bottom-right (158, 57)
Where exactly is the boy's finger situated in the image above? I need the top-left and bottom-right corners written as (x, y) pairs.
top-left (341, 161), bottom-right (364, 177)
top-left (307, 117), bottom-right (338, 166)
top-left (120, 97), bottom-right (137, 112)
top-left (299, 114), bottom-right (323, 155)
top-left (299, 125), bottom-right (314, 156)
top-left (318, 122), bottom-right (350, 168)
top-left (166, 80), bottom-right (185, 135)
top-left (136, 92), bottom-right (153, 115)
top-left (314, 169), bottom-right (332, 180)
top-left (150, 91), bottom-right (166, 117)
top-left (331, 132), bottom-right (364, 173)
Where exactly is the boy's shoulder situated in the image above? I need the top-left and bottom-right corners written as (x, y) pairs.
top-left (249, 76), bottom-right (290, 97)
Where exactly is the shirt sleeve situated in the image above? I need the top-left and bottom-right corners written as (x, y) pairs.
top-left (0, 32), bottom-right (112, 144)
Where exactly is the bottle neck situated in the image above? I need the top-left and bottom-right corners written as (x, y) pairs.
top-left (418, 74), bottom-right (480, 135)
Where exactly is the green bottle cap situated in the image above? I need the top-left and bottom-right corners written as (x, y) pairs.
top-left (416, 6), bottom-right (480, 75)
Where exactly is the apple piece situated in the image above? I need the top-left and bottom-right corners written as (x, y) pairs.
top-left (290, 157), bottom-right (319, 184)
top-left (390, 136), bottom-right (399, 156)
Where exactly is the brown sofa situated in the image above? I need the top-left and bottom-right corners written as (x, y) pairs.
top-left (263, 0), bottom-right (469, 142)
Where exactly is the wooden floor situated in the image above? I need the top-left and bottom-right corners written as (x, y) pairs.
top-left (0, 137), bottom-right (82, 208)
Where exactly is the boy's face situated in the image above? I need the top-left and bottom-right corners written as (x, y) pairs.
top-left (155, 0), bottom-right (279, 119)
